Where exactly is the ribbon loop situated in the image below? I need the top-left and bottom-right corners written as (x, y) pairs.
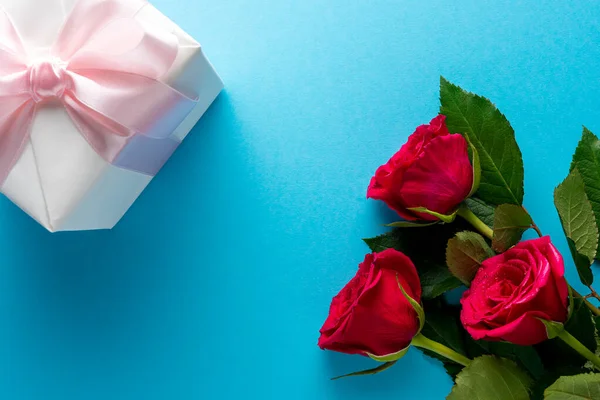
top-left (0, 0), bottom-right (197, 184)
top-left (52, 0), bottom-right (147, 61)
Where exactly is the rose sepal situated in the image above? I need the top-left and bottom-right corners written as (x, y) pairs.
top-left (397, 275), bottom-right (425, 332)
top-left (367, 346), bottom-right (411, 362)
top-left (466, 135), bottom-right (481, 197)
top-left (539, 319), bottom-right (565, 340)
top-left (407, 207), bottom-right (458, 223)
top-left (386, 221), bottom-right (439, 228)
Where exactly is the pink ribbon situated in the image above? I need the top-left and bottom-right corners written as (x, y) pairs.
top-left (0, 0), bottom-right (198, 185)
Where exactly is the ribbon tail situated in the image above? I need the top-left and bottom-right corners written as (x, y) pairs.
top-left (0, 100), bottom-right (36, 186)
top-left (63, 94), bottom-right (181, 176)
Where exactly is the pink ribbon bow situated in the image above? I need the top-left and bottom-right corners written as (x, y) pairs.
top-left (0, 0), bottom-right (198, 185)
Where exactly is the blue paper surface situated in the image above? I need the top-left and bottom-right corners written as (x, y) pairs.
top-left (0, 0), bottom-right (599, 398)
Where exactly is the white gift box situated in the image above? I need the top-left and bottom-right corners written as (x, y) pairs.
top-left (0, 0), bottom-right (223, 232)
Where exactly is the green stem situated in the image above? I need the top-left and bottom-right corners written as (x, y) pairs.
top-left (457, 204), bottom-right (493, 240)
top-left (572, 287), bottom-right (600, 317)
top-left (523, 207), bottom-right (543, 238)
top-left (557, 329), bottom-right (600, 370)
top-left (531, 223), bottom-right (543, 238)
top-left (411, 333), bottom-right (471, 367)
top-left (586, 285), bottom-right (600, 303)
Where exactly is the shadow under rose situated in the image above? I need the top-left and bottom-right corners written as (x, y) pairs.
top-left (322, 348), bottom-right (452, 399)
top-left (373, 201), bottom-right (401, 226)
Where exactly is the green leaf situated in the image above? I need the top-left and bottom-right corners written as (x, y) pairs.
top-left (385, 221), bottom-right (438, 228)
top-left (566, 298), bottom-right (597, 355)
top-left (568, 284), bottom-right (575, 321)
top-left (554, 168), bottom-right (599, 286)
top-left (440, 77), bottom-right (524, 206)
top-left (492, 204), bottom-right (533, 252)
top-left (484, 342), bottom-right (545, 381)
top-left (407, 207), bottom-right (458, 223)
top-left (568, 238), bottom-right (595, 287)
top-left (421, 301), bottom-right (464, 343)
top-left (418, 299), bottom-right (468, 380)
top-left (446, 231), bottom-right (495, 285)
top-left (364, 222), bottom-right (468, 298)
top-left (464, 197), bottom-right (495, 228)
top-left (536, 298), bottom-right (597, 370)
top-left (544, 373), bottom-right (600, 399)
top-left (532, 367), bottom-right (591, 400)
top-left (468, 339), bottom-right (545, 381)
top-left (447, 356), bottom-right (533, 400)
top-left (419, 268), bottom-right (461, 298)
top-left (420, 299), bottom-right (466, 356)
top-left (331, 361), bottom-right (397, 380)
top-left (571, 127), bottom-right (600, 259)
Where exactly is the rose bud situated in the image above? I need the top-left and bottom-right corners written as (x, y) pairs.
top-left (367, 115), bottom-right (473, 221)
top-left (460, 237), bottom-right (569, 346)
top-left (318, 248), bottom-right (422, 358)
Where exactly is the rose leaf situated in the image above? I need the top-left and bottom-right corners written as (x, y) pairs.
top-left (446, 356), bottom-right (533, 400)
top-left (571, 127), bottom-right (600, 259)
top-left (363, 222), bottom-right (469, 298)
top-left (464, 197), bottom-right (495, 228)
top-left (440, 77), bottom-right (524, 206)
top-left (492, 204), bottom-right (533, 253)
top-left (554, 168), bottom-right (599, 286)
top-left (418, 299), bottom-right (468, 380)
top-left (446, 231), bottom-right (495, 285)
top-left (544, 373), bottom-right (600, 399)
top-left (474, 341), bottom-right (545, 381)
top-left (565, 297), bottom-right (597, 356)
top-left (535, 298), bottom-right (597, 375)
top-left (418, 268), bottom-right (461, 299)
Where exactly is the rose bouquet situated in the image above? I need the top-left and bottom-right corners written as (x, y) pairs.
top-left (318, 78), bottom-right (600, 399)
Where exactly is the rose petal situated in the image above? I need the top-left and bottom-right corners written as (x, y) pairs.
top-left (467, 310), bottom-right (552, 345)
top-left (399, 134), bottom-right (472, 217)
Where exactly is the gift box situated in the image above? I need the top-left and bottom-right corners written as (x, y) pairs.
top-left (0, 0), bottom-right (223, 232)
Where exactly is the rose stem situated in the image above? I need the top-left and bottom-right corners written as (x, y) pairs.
top-left (522, 207), bottom-right (543, 238)
top-left (572, 287), bottom-right (600, 316)
top-left (587, 285), bottom-right (600, 302)
top-left (531, 222), bottom-right (543, 237)
top-left (456, 204), bottom-right (493, 240)
top-left (411, 333), bottom-right (471, 367)
top-left (557, 329), bottom-right (600, 370)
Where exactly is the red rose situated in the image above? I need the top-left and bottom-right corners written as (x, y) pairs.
top-left (460, 237), bottom-right (569, 346)
top-left (318, 248), bottom-right (422, 357)
top-left (367, 115), bottom-right (473, 221)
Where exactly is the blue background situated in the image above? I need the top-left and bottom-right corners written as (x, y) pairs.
top-left (0, 0), bottom-right (599, 399)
